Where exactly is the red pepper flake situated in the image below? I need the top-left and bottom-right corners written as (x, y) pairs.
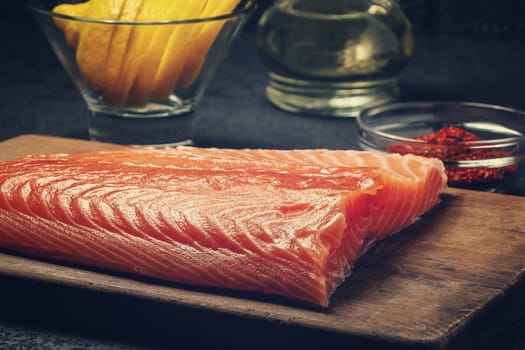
top-left (388, 125), bottom-right (517, 189)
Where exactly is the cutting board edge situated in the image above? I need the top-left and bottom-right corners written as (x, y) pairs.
top-left (0, 250), bottom-right (464, 348)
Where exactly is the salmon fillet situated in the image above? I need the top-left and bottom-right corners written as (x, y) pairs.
top-left (0, 147), bottom-right (446, 307)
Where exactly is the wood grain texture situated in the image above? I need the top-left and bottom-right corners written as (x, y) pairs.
top-left (0, 134), bottom-right (524, 349)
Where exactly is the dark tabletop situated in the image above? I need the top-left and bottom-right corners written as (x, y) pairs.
top-left (1, 1), bottom-right (525, 349)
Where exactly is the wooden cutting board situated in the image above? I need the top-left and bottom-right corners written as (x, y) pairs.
top-left (1, 134), bottom-right (525, 349)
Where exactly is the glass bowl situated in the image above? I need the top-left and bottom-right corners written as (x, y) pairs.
top-left (28, 0), bottom-right (256, 146)
top-left (357, 101), bottom-right (525, 194)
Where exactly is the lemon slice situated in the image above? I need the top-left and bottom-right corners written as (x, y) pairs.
top-left (176, 0), bottom-right (241, 89)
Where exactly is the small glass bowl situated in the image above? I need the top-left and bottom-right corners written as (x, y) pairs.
top-left (28, 0), bottom-right (255, 146)
top-left (357, 101), bottom-right (525, 194)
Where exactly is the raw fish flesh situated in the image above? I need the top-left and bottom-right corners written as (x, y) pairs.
top-left (0, 147), bottom-right (446, 307)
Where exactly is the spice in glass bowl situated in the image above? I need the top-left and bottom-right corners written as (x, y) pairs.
top-left (357, 102), bottom-right (525, 194)
top-left (387, 125), bottom-right (518, 189)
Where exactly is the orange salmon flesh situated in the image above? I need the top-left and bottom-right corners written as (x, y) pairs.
top-left (0, 146), bottom-right (446, 307)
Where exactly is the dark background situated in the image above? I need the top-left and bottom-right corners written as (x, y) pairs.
top-left (1, 0), bottom-right (524, 146)
top-left (3, 0), bottom-right (525, 37)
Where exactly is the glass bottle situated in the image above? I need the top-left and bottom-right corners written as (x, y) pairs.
top-left (257, 0), bottom-right (413, 117)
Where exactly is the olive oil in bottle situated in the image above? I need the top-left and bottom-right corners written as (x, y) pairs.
top-left (257, 0), bottom-right (413, 117)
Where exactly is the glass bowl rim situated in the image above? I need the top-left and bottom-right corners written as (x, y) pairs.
top-left (357, 101), bottom-right (525, 147)
top-left (27, 0), bottom-right (257, 25)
